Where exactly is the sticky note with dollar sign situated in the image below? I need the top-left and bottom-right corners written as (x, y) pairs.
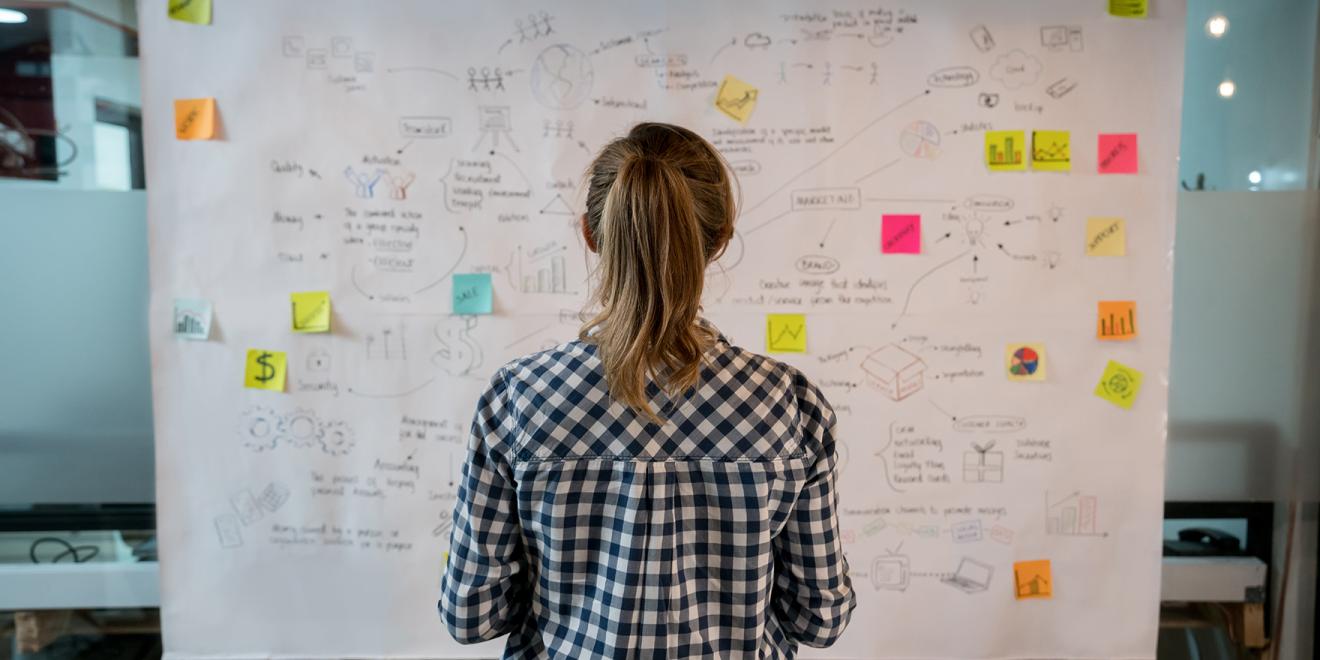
top-left (244, 349), bottom-right (287, 391)
top-left (290, 291), bottom-right (331, 333)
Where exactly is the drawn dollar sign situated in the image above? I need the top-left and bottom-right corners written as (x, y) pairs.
top-left (253, 351), bottom-right (278, 383)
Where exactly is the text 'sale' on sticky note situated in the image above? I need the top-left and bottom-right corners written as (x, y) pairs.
top-left (1005, 344), bottom-right (1047, 381)
top-left (985, 130), bottom-right (1027, 171)
top-left (1095, 359), bottom-right (1144, 409)
top-left (1086, 218), bottom-right (1127, 256)
top-left (881, 214), bottom-right (921, 254)
top-left (1014, 560), bottom-right (1053, 599)
top-left (290, 291), bottom-right (331, 333)
top-left (714, 75), bottom-right (759, 124)
top-left (173, 298), bottom-right (213, 340)
top-left (168, 0), bottom-right (211, 24)
top-left (1097, 300), bottom-right (1138, 340)
top-left (1098, 133), bottom-right (1138, 174)
top-left (1108, 0), bottom-right (1148, 18)
top-left (174, 98), bottom-right (216, 140)
top-left (244, 349), bottom-right (287, 391)
top-left (766, 313), bottom-right (807, 353)
top-left (1030, 130), bottom-right (1071, 171)
top-left (452, 273), bottom-right (493, 315)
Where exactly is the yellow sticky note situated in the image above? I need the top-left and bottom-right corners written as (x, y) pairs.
top-left (1005, 344), bottom-right (1046, 381)
top-left (766, 313), bottom-right (807, 353)
top-left (244, 349), bottom-right (287, 391)
top-left (1086, 218), bottom-right (1126, 256)
top-left (1108, 0), bottom-right (1148, 18)
top-left (715, 75), bottom-right (759, 124)
top-left (291, 291), bottom-right (331, 333)
top-left (1097, 300), bottom-right (1137, 340)
top-left (443, 551), bottom-right (450, 566)
top-left (174, 98), bottom-right (216, 140)
top-left (168, 0), bottom-right (212, 25)
top-left (1094, 359), bottom-right (1144, 409)
top-left (985, 131), bottom-right (1026, 171)
top-left (1014, 560), bottom-right (1053, 599)
top-left (1031, 130), bottom-right (1071, 171)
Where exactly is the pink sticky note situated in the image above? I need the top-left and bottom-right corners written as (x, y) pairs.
top-left (882, 214), bottom-right (921, 254)
top-left (1098, 133), bottom-right (1138, 174)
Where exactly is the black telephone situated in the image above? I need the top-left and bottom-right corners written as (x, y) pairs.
top-left (1163, 527), bottom-right (1243, 556)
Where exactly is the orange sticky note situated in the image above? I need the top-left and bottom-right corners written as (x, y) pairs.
top-left (1014, 560), bottom-right (1052, 599)
top-left (1097, 301), bottom-right (1137, 340)
top-left (174, 98), bottom-right (216, 140)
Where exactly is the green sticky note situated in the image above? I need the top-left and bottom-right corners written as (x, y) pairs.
top-left (1108, 0), bottom-right (1148, 18)
top-left (1094, 359), bottom-right (1143, 409)
top-left (452, 273), bottom-right (493, 315)
top-left (168, 0), bottom-right (212, 25)
top-left (290, 291), bottom-right (331, 333)
top-left (766, 313), bottom-right (807, 353)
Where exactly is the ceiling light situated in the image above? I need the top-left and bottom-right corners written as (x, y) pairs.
top-left (1205, 15), bottom-right (1229, 38)
top-left (1247, 170), bottom-right (1262, 185)
top-left (1217, 80), bottom-right (1235, 98)
top-left (0, 9), bottom-right (29, 24)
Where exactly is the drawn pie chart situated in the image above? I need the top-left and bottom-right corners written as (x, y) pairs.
top-left (1010, 347), bottom-right (1040, 376)
top-left (900, 120), bottom-right (941, 159)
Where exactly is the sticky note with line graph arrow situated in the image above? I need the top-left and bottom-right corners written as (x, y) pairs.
top-left (766, 313), bottom-right (807, 353)
top-left (290, 291), bottom-right (331, 333)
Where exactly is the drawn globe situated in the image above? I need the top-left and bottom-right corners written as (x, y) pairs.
top-left (530, 44), bottom-right (594, 110)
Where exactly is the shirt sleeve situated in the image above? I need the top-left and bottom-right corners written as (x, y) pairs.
top-left (438, 368), bottom-right (532, 643)
top-left (771, 373), bottom-right (857, 648)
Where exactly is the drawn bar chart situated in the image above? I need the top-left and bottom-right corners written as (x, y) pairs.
top-left (988, 136), bottom-right (1020, 165)
top-left (523, 255), bottom-right (567, 294)
top-left (1047, 491), bottom-right (1099, 535)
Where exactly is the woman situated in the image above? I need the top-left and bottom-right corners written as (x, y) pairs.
top-left (439, 122), bottom-right (855, 658)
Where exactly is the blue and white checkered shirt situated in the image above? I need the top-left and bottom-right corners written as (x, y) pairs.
top-left (439, 320), bottom-right (855, 658)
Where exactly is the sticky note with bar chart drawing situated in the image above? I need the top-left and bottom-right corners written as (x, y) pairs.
top-left (985, 130), bottom-right (1027, 171)
top-left (1096, 301), bottom-right (1137, 340)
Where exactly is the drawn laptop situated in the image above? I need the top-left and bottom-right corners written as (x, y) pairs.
top-left (942, 557), bottom-right (993, 593)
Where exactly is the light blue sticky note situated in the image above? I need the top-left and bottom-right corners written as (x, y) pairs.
top-left (174, 298), bottom-right (213, 340)
top-left (452, 273), bottom-right (493, 315)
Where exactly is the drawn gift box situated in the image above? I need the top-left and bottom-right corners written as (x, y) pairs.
top-left (963, 441), bottom-right (1004, 483)
top-left (861, 344), bottom-right (926, 401)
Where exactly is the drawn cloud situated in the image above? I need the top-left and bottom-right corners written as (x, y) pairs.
top-left (743, 32), bottom-right (771, 48)
top-left (990, 49), bottom-right (1042, 89)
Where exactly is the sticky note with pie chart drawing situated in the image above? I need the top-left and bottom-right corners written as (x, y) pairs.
top-left (1005, 344), bottom-right (1046, 381)
top-left (1095, 360), bottom-right (1143, 409)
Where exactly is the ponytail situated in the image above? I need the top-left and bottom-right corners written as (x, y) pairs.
top-left (580, 123), bottom-right (736, 423)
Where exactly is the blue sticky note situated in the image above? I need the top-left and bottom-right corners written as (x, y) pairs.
top-left (452, 273), bottom-right (493, 315)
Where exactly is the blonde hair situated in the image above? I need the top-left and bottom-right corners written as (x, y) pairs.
top-left (579, 122), bottom-right (736, 423)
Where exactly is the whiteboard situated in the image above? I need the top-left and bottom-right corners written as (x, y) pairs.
top-left (141, 1), bottom-right (1185, 657)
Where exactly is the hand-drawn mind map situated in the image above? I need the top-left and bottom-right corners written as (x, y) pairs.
top-left (144, 2), bottom-right (1183, 658)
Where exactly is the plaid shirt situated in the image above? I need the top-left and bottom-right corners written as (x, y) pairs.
top-left (439, 321), bottom-right (855, 658)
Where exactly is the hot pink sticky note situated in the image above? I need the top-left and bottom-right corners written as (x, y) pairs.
top-left (1098, 133), bottom-right (1138, 174)
top-left (882, 214), bottom-right (921, 254)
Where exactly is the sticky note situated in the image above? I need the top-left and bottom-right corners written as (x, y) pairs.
top-left (1030, 130), bottom-right (1071, 171)
top-left (1098, 133), bottom-right (1138, 174)
top-left (1108, 0), bottom-right (1148, 18)
top-left (1005, 344), bottom-right (1046, 381)
top-left (173, 298), bottom-right (212, 340)
top-left (766, 313), bottom-right (807, 353)
top-left (290, 291), bottom-right (331, 333)
top-left (452, 273), bottom-right (493, 315)
top-left (714, 75), bottom-right (759, 124)
top-left (444, 550), bottom-right (450, 566)
top-left (881, 214), bottom-right (921, 254)
top-left (244, 349), bottom-right (287, 391)
top-left (174, 98), bottom-right (216, 140)
top-left (1086, 218), bottom-right (1127, 256)
top-left (168, 0), bottom-right (211, 25)
top-left (1014, 560), bottom-right (1053, 599)
top-left (985, 130), bottom-right (1026, 171)
top-left (1094, 359), bottom-right (1144, 409)
top-left (1097, 300), bottom-right (1137, 340)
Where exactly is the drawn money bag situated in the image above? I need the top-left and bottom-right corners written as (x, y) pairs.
top-left (432, 316), bottom-right (482, 377)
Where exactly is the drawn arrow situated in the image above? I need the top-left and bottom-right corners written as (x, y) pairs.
top-left (972, 254), bottom-right (979, 273)
top-left (347, 377), bottom-right (438, 399)
top-left (497, 38), bottom-right (513, 54)
top-left (577, 140), bottom-right (591, 154)
top-left (415, 225), bottom-right (469, 294)
top-left (385, 66), bottom-right (457, 81)
top-left (892, 247), bottom-right (971, 329)
top-left (397, 139), bottom-right (414, 155)
top-left (819, 218), bottom-right (838, 248)
top-left (934, 231), bottom-right (953, 243)
top-left (929, 400), bottom-right (958, 422)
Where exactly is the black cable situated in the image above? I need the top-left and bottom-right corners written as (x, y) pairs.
top-left (28, 536), bottom-right (100, 564)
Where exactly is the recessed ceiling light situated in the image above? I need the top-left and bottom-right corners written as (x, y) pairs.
top-left (1218, 80), bottom-right (1235, 98)
top-left (1247, 170), bottom-right (1262, 185)
top-left (0, 9), bottom-right (29, 24)
top-left (1206, 15), bottom-right (1229, 38)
